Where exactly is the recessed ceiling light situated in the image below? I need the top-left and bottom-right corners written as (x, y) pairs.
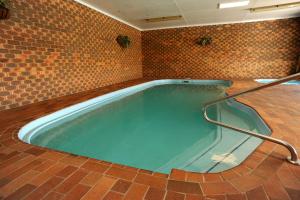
top-left (219, 0), bottom-right (250, 9)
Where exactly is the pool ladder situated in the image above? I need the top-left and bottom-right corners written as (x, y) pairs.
top-left (203, 73), bottom-right (300, 165)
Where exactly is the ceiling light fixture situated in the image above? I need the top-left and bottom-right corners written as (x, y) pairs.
top-left (219, 0), bottom-right (250, 9)
top-left (249, 2), bottom-right (300, 12)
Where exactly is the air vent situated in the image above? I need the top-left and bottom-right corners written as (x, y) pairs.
top-left (249, 2), bottom-right (300, 12)
top-left (144, 15), bottom-right (182, 23)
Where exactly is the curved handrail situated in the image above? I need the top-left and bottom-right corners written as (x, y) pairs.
top-left (203, 73), bottom-right (300, 165)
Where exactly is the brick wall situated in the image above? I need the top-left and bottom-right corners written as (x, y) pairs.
top-left (0, 1), bottom-right (299, 111)
top-left (142, 18), bottom-right (300, 79)
top-left (0, 0), bottom-right (143, 110)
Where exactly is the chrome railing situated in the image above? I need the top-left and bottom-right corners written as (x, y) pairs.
top-left (203, 73), bottom-right (300, 165)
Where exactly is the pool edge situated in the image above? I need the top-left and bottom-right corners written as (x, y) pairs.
top-left (17, 78), bottom-right (272, 174)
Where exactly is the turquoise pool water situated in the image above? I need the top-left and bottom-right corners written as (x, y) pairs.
top-left (21, 81), bottom-right (271, 173)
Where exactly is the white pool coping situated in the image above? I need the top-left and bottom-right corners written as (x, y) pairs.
top-left (255, 79), bottom-right (300, 85)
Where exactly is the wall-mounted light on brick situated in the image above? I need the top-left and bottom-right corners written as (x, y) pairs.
top-left (0, 0), bottom-right (9, 20)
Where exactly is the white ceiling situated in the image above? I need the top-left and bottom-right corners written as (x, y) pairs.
top-left (75, 0), bottom-right (300, 30)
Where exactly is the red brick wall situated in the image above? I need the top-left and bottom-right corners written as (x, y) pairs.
top-left (1, 1), bottom-right (299, 111)
top-left (142, 18), bottom-right (300, 79)
top-left (0, 0), bottom-right (143, 110)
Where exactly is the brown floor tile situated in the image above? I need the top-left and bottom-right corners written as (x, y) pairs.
top-left (232, 164), bottom-right (251, 176)
top-left (103, 191), bottom-right (124, 200)
top-left (25, 147), bottom-right (46, 156)
top-left (204, 194), bottom-right (226, 200)
top-left (288, 163), bottom-right (300, 181)
top-left (277, 164), bottom-right (300, 190)
top-left (185, 194), bottom-right (204, 200)
top-left (220, 170), bottom-right (240, 181)
top-left (263, 174), bottom-right (290, 200)
top-left (169, 169), bottom-right (186, 181)
top-left (33, 159), bottom-right (56, 172)
top-left (246, 186), bottom-right (269, 200)
top-left (242, 151), bottom-right (266, 170)
top-left (0, 155), bottom-right (35, 179)
top-left (10, 142), bottom-right (31, 152)
top-left (252, 155), bottom-right (283, 179)
top-left (124, 183), bottom-right (148, 200)
top-left (42, 192), bottom-right (64, 200)
top-left (139, 169), bottom-right (153, 175)
top-left (99, 160), bottom-right (112, 166)
top-left (226, 193), bottom-right (247, 200)
top-left (24, 176), bottom-right (64, 200)
top-left (285, 187), bottom-right (300, 200)
top-left (111, 179), bottom-right (131, 193)
top-left (39, 151), bottom-right (66, 161)
top-left (106, 167), bottom-right (137, 181)
top-left (201, 182), bottom-right (238, 195)
top-left (81, 176), bottom-right (116, 200)
top-left (153, 172), bottom-right (168, 179)
top-left (187, 172), bottom-right (204, 183)
top-left (62, 184), bottom-right (91, 200)
top-left (0, 178), bottom-right (10, 188)
top-left (0, 148), bottom-right (16, 157)
top-left (0, 170), bottom-right (39, 197)
top-left (256, 141), bottom-right (276, 155)
top-left (81, 160), bottom-right (110, 173)
top-left (145, 187), bottom-right (165, 200)
top-left (165, 191), bottom-right (185, 200)
top-left (80, 172), bottom-right (103, 186)
top-left (56, 165), bottom-right (78, 178)
top-left (6, 159), bottom-right (42, 181)
top-left (29, 162), bottom-right (67, 186)
top-left (59, 155), bottom-right (88, 167)
top-left (1, 152), bottom-right (19, 161)
top-left (3, 184), bottom-right (36, 200)
top-left (54, 169), bottom-right (88, 194)
top-left (203, 174), bottom-right (222, 182)
top-left (167, 180), bottom-right (202, 194)
top-left (229, 175), bottom-right (264, 192)
top-left (134, 173), bottom-right (167, 189)
top-left (0, 153), bottom-right (27, 170)
top-left (111, 163), bottom-right (126, 169)
top-left (123, 166), bottom-right (139, 173)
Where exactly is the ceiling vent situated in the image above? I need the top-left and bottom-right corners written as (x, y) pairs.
top-left (144, 15), bottom-right (182, 23)
top-left (249, 2), bottom-right (300, 12)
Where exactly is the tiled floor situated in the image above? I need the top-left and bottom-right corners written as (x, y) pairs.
top-left (0, 79), bottom-right (299, 200)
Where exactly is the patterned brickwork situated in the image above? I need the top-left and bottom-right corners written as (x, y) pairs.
top-left (0, 0), bottom-right (143, 111)
top-left (1, 1), bottom-right (300, 111)
top-left (142, 18), bottom-right (300, 80)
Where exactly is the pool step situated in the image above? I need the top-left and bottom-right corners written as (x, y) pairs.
top-left (183, 128), bottom-right (251, 172)
top-left (209, 135), bottom-right (262, 172)
top-left (156, 130), bottom-right (220, 173)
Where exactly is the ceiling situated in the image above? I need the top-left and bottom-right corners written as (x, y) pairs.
top-left (75, 0), bottom-right (300, 30)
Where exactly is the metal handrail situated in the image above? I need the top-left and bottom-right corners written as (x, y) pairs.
top-left (203, 73), bottom-right (300, 165)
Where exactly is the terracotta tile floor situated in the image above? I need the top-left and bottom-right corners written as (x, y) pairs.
top-left (0, 79), bottom-right (299, 200)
